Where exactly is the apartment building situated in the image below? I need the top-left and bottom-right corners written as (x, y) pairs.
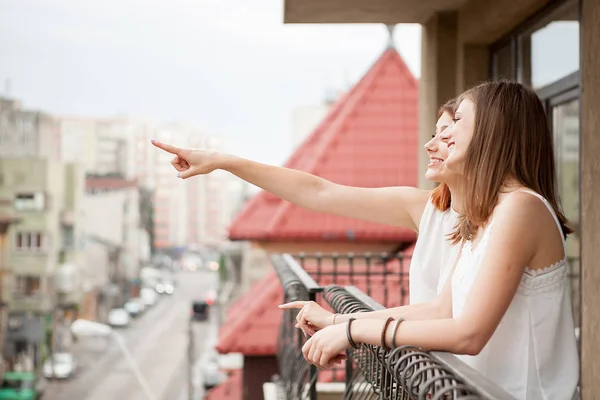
top-left (0, 98), bottom-right (60, 161)
top-left (0, 158), bottom-right (85, 370)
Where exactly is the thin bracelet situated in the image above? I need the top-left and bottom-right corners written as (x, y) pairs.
top-left (380, 317), bottom-right (394, 350)
top-left (391, 317), bottom-right (405, 348)
top-left (346, 318), bottom-right (360, 349)
top-left (332, 313), bottom-right (340, 325)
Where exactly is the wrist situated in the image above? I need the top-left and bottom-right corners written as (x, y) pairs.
top-left (216, 153), bottom-right (239, 171)
top-left (350, 319), bottom-right (368, 345)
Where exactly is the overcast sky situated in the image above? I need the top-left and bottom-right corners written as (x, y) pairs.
top-left (0, 0), bottom-right (421, 165)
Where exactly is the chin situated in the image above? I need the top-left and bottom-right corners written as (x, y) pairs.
top-left (425, 171), bottom-right (442, 182)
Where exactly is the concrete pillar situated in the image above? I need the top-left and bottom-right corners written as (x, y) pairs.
top-left (580, 0), bottom-right (600, 397)
top-left (456, 44), bottom-right (490, 92)
top-left (418, 12), bottom-right (458, 189)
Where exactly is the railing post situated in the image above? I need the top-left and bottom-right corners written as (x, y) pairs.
top-left (308, 290), bottom-right (318, 400)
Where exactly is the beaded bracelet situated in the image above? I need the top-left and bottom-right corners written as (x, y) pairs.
top-left (332, 313), bottom-right (340, 325)
top-left (380, 317), bottom-right (395, 350)
top-left (346, 318), bottom-right (360, 349)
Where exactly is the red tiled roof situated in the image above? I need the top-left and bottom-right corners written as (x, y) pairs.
top-left (216, 270), bottom-right (283, 355)
top-left (229, 48), bottom-right (419, 242)
top-left (205, 370), bottom-right (242, 400)
top-left (217, 247), bottom-right (415, 357)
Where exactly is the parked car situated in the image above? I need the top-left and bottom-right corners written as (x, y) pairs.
top-left (0, 371), bottom-right (45, 400)
top-left (201, 354), bottom-right (227, 391)
top-left (140, 287), bottom-right (158, 307)
top-left (191, 300), bottom-right (209, 322)
top-left (156, 280), bottom-right (175, 295)
top-left (107, 308), bottom-right (131, 327)
top-left (124, 298), bottom-right (145, 317)
top-left (43, 353), bottom-right (76, 379)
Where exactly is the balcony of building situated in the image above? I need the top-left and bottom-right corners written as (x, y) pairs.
top-left (267, 253), bottom-right (517, 400)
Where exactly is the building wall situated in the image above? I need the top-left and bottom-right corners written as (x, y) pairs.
top-left (0, 100), bottom-right (60, 161)
top-left (0, 159), bottom-right (70, 313)
top-left (580, 0), bottom-right (600, 395)
top-left (243, 356), bottom-right (279, 400)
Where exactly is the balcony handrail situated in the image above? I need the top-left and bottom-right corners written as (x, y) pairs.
top-left (323, 285), bottom-right (516, 400)
top-left (271, 254), bottom-right (320, 300)
top-left (271, 253), bottom-right (320, 400)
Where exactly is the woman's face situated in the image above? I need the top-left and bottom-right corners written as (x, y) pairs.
top-left (443, 98), bottom-right (476, 174)
top-left (424, 111), bottom-right (456, 183)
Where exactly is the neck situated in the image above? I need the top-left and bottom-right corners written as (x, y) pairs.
top-left (447, 181), bottom-right (464, 213)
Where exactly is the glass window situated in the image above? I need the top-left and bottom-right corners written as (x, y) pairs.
top-left (552, 98), bottom-right (580, 327)
top-left (518, 0), bottom-right (579, 89)
top-left (492, 41), bottom-right (514, 80)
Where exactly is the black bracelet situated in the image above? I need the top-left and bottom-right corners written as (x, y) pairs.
top-left (381, 317), bottom-right (394, 350)
top-left (391, 317), bottom-right (405, 348)
top-left (346, 318), bottom-right (360, 349)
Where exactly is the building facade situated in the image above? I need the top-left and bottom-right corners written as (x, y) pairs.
top-left (0, 158), bottom-right (85, 370)
top-left (281, 0), bottom-right (598, 395)
top-left (0, 98), bottom-right (60, 161)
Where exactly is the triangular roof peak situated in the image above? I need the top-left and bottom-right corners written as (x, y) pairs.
top-left (229, 47), bottom-right (419, 243)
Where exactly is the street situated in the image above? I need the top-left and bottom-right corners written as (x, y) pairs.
top-left (45, 270), bottom-right (218, 400)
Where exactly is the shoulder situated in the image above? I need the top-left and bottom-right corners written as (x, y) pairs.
top-left (494, 191), bottom-right (550, 225)
top-left (489, 191), bottom-right (556, 248)
top-left (397, 188), bottom-right (433, 227)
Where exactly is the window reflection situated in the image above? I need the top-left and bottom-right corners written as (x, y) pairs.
top-left (553, 98), bottom-right (580, 328)
top-left (518, 0), bottom-right (579, 89)
top-left (492, 42), bottom-right (514, 80)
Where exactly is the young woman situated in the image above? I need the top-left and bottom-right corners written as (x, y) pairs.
top-left (289, 81), bottom-right (579, 399)
top-left (151, 103), bottom-right (462, 330)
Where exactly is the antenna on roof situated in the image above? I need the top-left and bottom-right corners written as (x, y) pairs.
top-left (386, 24), bottom-right (396, 49)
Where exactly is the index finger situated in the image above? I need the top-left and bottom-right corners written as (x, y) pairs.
top-left (151, 139), bottom-right (182, 155)
top-left (278, 301), bottom-right (308, 309)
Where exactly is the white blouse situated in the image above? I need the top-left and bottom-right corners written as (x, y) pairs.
top-left (452, 190), bottom-right (579, 399)
top-left (410, 199), bottom-right (460, 304)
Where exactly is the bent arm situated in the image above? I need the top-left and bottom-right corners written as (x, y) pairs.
top-left (220, 155), bottom-right (430, 230)
top-left (351, 197), bottom-right (538, 355)
top-left (336, 272), bottom-right (455, 323)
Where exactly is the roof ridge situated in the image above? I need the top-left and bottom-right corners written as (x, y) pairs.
top-left (266, 49), bottom-right (399, 235)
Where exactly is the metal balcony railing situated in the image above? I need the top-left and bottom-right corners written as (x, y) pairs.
top-left (271, 253), bottom-right (516, 400)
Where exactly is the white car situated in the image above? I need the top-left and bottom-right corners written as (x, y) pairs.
top-left (43, 353), bottom-right (76, 379)
top-left (201, 354), bottom-right (227, 390)
top-left (107, 308), bottom-right (131, 327)
top-left (124, 298), bottom-right (145, 316)
top-left (140, 287), bottom-right (158, 307)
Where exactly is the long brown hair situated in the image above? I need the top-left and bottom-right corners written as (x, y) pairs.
top-left (431, 98), bottom-right (455, 211)
top-left (449, 80), bottom-right (571, 244)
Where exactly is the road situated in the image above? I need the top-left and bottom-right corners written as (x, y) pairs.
top-left (45, 269), bottom-right (218, 400)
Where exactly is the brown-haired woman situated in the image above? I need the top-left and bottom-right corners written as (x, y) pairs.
top-left (296, 81), bottom-right (579, 399)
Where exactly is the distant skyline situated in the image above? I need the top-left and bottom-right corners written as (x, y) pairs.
top-left (0, 0), bottom-right (421, 166)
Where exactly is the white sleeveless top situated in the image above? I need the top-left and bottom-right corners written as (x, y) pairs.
top-left (410, 199), bottom-right (460, 304)
top-left (452, 190), bottom-right (579, 400)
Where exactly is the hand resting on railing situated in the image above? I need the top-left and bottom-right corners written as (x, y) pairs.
top-left (279, 298), bottom-right (442, 338)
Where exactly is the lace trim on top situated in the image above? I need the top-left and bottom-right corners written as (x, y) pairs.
top-left (459, 220), bottom-right (568, 295)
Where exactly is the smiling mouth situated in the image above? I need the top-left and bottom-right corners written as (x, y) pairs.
top-left (428, 157), bottom-right (444, 166)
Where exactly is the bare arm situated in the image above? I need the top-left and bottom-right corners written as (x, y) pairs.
top-left (220, 155), bottom-right (430, 230)
top-left (336, 275), bottom-right (454, 323)
top-left (351, 195), bottom-right (541, 355)
top-left (151, 140), bottom-right (430, 230)
top-left (302, 194), bottom-right (546, 365)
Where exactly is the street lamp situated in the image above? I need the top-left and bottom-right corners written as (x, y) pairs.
top-left (70, 319), bottom-right (156, 400)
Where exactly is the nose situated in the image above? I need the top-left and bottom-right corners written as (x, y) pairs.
top-left (424, 136), bottom-right (438, 152)
top-left (439, 125), bottom-right (452, 142)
